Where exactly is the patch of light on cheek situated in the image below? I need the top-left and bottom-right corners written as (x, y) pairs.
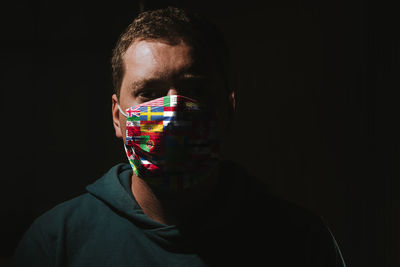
top-left (120, 116), bottom-right (128, 142)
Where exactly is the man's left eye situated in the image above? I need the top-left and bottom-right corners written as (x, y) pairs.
top-left (183, 87), bottom-right (203, 99)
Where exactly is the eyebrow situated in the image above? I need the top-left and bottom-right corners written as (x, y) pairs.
top-left (129, 72), bottom-right (205, 91)
top-left (129, 78), bottom-right (162, 92)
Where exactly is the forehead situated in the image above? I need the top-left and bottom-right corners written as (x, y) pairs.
top-left (122, 39), bottom-right (196, 81)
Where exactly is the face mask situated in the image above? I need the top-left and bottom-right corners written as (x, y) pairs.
top-left (119, 95), bottom-right (220, 191)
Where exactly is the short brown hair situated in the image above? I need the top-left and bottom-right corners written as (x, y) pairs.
top-left (111, 6), bottom-right (230, 98)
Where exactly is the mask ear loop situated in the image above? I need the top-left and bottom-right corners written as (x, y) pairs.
top-left (118, 104), bottom-right (133, 158)
top-left (118, 104), bottom-right (128, 117)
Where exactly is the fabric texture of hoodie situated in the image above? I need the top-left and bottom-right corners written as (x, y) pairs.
top-left (12, 162), bottom-right (346, 267)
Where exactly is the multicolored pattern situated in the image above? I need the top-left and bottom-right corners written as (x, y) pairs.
top-left (124, 95), bottom-right (220, 191)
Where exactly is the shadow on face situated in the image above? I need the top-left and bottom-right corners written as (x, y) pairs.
top-left (112, 39), bottom-right (235, 144)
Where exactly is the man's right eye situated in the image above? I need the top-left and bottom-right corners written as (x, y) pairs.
top-left (137, 90), bottom-right (158, 101)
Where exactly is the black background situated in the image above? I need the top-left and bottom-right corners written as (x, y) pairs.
top-left (1, 1), bottom-right (399, 266)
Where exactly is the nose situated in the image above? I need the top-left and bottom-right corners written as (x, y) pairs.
top-left (167, 88), bottom-right (178, 96)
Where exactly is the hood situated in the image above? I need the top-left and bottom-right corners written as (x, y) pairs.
top-left (85, 163), bottom-right (197, 251)
top-left (86, 163), bottom-right (169, 230)
top-left (85, 161), bottom-right (250, 251)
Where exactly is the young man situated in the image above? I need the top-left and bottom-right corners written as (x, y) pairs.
top-left (12, 7), bottom-right (346, 266)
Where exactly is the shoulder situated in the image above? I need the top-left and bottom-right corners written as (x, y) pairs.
top-left (12, 193), bottom-right (103, 267)
top-left (34, 193), bottom-right (98, 229)
top-left (32, 163), bottom-right (131, 234)
top-left (222, 161), bottom-right (320, 224)
top-left (222, 161), bottom-right (345, 266)
top-left (240, 171), bottom-right (331, 238)
top-left (20, 193), bottom-right (104, 248)
top-left (223, 161), bottom-right (325, 227)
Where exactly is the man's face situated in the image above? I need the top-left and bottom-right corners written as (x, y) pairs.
top-left (112, 39), bottom-right (234, 143)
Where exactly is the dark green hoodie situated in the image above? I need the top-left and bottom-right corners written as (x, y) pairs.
top-left (12, 162), bottom-right (346, 266)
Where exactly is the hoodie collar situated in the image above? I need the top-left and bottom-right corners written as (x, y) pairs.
top-left (86, 163), bottom-right (171, 230)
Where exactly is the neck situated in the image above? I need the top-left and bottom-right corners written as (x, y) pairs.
top-left (130, 170), bottom-right (219, 226)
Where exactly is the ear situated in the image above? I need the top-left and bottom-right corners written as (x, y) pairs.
top-left (229, 90), bottom-right (236, 112)
top-left (112, 94), bottom-right (123, 139)
top-left (223, 90), bottom-right (236, 133)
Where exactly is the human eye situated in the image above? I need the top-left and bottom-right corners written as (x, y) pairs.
top-left (181, 81), bottom-right (207, 100)
top-left (136, 89), bottom-right (159, 102)
top-left (183, 87), bottom-right (201, 99)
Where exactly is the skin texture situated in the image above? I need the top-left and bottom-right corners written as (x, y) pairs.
top-left (111, 39), bottom-right (235, 225)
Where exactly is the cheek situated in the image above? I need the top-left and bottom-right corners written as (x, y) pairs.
top-left (119, 115), bottom-right (127, 143)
